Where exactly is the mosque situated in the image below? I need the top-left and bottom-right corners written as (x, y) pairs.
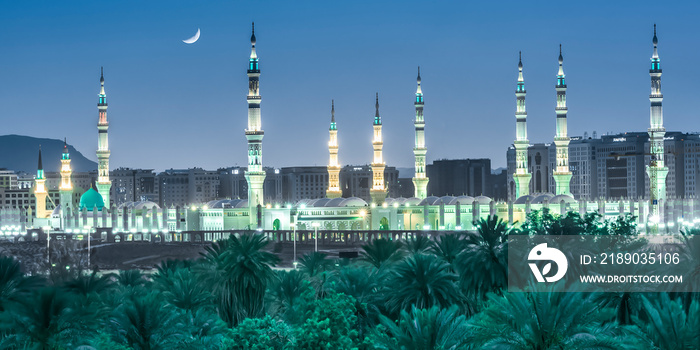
top-left (21, 24), bottom-right (700, 239)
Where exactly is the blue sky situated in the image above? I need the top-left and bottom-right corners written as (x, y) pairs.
top-left (1, 1), bottom-right (698, 172)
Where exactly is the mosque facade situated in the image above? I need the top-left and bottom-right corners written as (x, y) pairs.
top-left (4, 24), bottom-right (697, 239)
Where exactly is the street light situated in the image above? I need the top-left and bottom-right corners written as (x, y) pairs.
top-left (312, 222), bottom-right (321, 252)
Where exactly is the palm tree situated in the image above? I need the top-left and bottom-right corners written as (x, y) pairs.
top-left (385, 254), bottom-right (462, 316)
top-left (360, 238), bottom-right (405, 269)
top-left (115, 269), bottom-right (148, 288)
top-left (156, 268), bottom-right (212, 313)
top-left (468, 287), bottom-right (651, 349)
top-left (0, 256), bottom-right (43, 312)
top-left (298, 252), bottom-right (331, 277)
top-left (456, 215), bottom-right (509, 298)
top-left (267, 269), bottom-right (306, 320)
top-left (13, 287), bottom-right (93, 350)
top-left (109, 292), bottom-right (185, 350)
top-left (203, 233), bottom-right (280, 327)
top-left (326, 266), bottom-right (384, 339)
top-left (640, 293), bottom-right (700, 349)
top-left (430, 233), bottom-right (466, 266)
top-left (403, 235), bottom-right (433, 255)
top-left (63, 271), bottom-right (113, 298)
top-left (374, 306), bottom-right (469, 350)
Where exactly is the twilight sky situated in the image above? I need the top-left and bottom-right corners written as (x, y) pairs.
top-left (1, 1), bottom-right (699, 173)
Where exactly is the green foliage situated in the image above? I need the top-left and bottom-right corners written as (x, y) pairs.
top-left (455, 216), bottom-right (509, 299)
top-left (402, 235), bottom-right (434, 255)
top-left (292, 284), bottom-right (359, 349)
top-left (372, 306), bottom-right (470, 350)
top-left (224, 315), bottom-right (294, 350)
top-left (200, 233), bottom-right (280, 327)
top-left (386, 254), bottom-right (462, 315)
top-left (640, 294), bottom-right (700, 349)
top-left (469, 287), bottom-right (652, 349)
top-left (360, 238), bottom-right (404, 269)
top-left (298, 251), bottom-right (332, 277)
top-left (0, 256), bottom-right (43, 311)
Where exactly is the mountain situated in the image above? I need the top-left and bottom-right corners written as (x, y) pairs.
top-left (0, 135), bottom-right (97, 173)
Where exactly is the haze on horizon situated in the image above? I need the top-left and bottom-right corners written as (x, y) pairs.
top-left (1, 0), bottom-right (698, 173)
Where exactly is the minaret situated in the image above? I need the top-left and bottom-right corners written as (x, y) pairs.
top-left (513, 52), bottom-right (532, 198)
top-left (326, 100), bottom-right (342, 199)
top-left (412, 67), bottom-right (429, 199)
top-left (552, 45), bottom-right (572, 196)
top-left (244, 22), bottom-right (266, 226)
top-left (59, 138), bottom-right (73, 210)
top-left (34, 146), bottom-right (48, 219)
top-left (370, 93), bottom-right (388, 204)
top-left (646, 24), bottom-right (668, 222)
top-left (96, 67), bottom-right (112, 206)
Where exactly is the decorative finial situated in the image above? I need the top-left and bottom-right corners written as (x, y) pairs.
top-left (64, 137), bottom-right (67, 147)
top-left (375, 92), bottom-right (379, 108)
top-left (558, 44), bottom-right (563, 65)
top-left (251, 22), bottom-right (256, 45)
top-left (518, 51), bottom-right (522, 69)
top-left (331, 100), bottom-right (335, 123)
top-left (100, 66), bottom-right (104, 83)
top-left (417, 66), bottom-right (421, 82)
top-left (653, 24), bottom-right (658, 45)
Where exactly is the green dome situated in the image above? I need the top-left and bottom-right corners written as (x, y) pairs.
top-left (79, 187), bottom-right (105, 211)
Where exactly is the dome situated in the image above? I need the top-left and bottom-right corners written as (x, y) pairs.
top-left (514, 195), bottom-right (534, 205)
top-left (403, 197), bottom-right (422, 206)
top-left (340, 197), bottom-right (368, 207)
top-left (234, 199), bottom-right (248, 209)
top-left (531, 193), bottom-right (554, 204)
top-left (79, 187), bottom-right (105, 211)
top-left (451, 195), bottom-right (475, 205)
top-left (419, 196), bottom-right (441, 206)
top-left (324, 197), bottom-right (345, 207)
top-left (440, 196), bottom-right (456, 204)
top-left (206, 199), bottom-right (246, 209)
top-left (551, 194), bottom-right (576, 204)
top-left (312, 198), bottom-right (332, 207)
top-left (475, 195), bottom-right (492, 205)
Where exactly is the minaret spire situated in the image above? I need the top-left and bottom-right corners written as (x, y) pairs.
top-left (646, 24), bottom-right (668, 227)
top-left (412, 66), bottom-right (429, 199)
top-left (245, 22), bottom-right (266, 227)
top-left (96, 68), bottom-right (111, 207)
top-left (326, 100), bottom-right (341, 198)
top-left (60, 138), bottom-right (73, 212)
top-left (370, 93), bottom-right (387, 204)
top-left (513, 52), bottom-right (532, 198)
top-left (553, 45), bottom-right (572, 196)
top-left (34, 146), bottom-right (48, 219)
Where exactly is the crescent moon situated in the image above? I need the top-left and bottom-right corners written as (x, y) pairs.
top-left (183, 28), bottom-right (200, 44)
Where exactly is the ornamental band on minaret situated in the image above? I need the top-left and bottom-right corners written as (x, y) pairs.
top-left (34, 146), bottom-right (48, 219)
top-left (646, 24), bottom-right (668, 223)
top-left (244, 22), bottom-right (266, 226)
top-left (326, 100), bottom-right (342, 199)
top-left (412, 67), bottom-right (429, 199)
top-left (59, 138), bottom-right (73, 210)
top-left (370, 93), bottom-right (387, 204)
top-left (513, 52), bottom-right (532, 198)
top-left (96, 67), bottom-right (112, 206)
top-left (552, 45), bottom-right (572, 196)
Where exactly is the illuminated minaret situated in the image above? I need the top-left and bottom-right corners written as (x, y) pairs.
top-left (96, 67), bottom-right (112, 206)
top-left (34, 146), bottom-right (48, 219)
top-left (646, 24), bottom-right (668, 221)
top-left (513, 52), bottom-right (532, 198)
top-left (370, 93), bottom-right (387, 204)
top-left (59, 138), bottom-right (73, 210)
top-left (244, 22), bottom-right (266, 225)
top-left (552, 45), bottom-right (572, 196)
top-left (326, 100), bottom-right (342, 199)
top-left (412, 67), bottom-right (429, 199)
